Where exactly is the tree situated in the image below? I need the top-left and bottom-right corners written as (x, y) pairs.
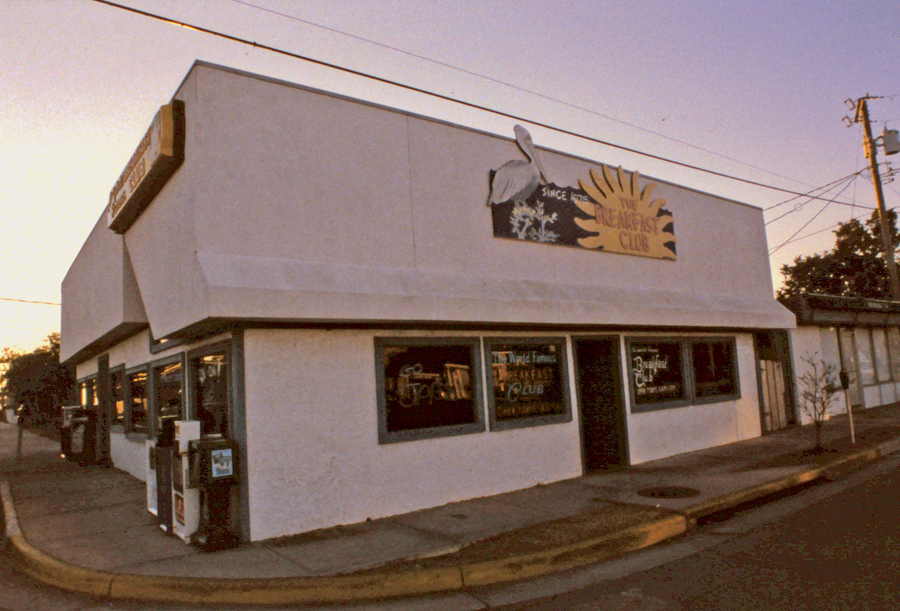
top-left (797, 354), bottom-right (841, 452)
top-left (777, 210), bottom-right (900, 303)
top-left (0, 333), bottom-right (75, 426)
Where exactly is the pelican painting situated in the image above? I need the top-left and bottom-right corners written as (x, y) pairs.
top-left (487, 125), bottom-right (550, 207)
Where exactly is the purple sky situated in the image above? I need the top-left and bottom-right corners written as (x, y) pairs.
top-left (2, 0), bottom-right (899, 351)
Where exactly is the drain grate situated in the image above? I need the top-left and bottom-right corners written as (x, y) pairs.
top-left (637, 486), bottom-right (701, 499)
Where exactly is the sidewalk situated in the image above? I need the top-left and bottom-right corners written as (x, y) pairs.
top-left (3, 407), bottom-right (900, 606)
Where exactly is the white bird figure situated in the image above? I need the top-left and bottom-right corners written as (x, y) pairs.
top-left (487, 125), bottom-right (550, 207)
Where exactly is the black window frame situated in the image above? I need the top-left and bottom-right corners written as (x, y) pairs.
top-left (149, 353), bottom-right (185, 439)
top-left (626, 337), bottom-right (692, 413)
top-left (125, 364), bottom-right (150, 438)
top-left (626, 336), bottom-right (741, 412)
top-left (187, 341), bottom-right (232, 438)
top-left (689, 337), bottom-right (741, 404)
top-left (109, 365), bottom-right (127, 430)
top-left (375, 337), bottom-right (485, 444)
top-left (483, 336), bottom-right (572, 431)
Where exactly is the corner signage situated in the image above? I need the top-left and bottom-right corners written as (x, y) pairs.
top-left (107, 101), bottom-right (185, 234)
top-left (487, 125), bottom-right (676, 260)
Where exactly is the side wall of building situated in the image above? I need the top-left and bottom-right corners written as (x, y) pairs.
top-left (242, 328), bottom-right (761, 540)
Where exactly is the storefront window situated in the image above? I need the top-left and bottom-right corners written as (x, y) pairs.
top-left (856, 330), bottom-right (876, 386)
top-left (839, 329), bottom-right (861, 407)
top-left (889, 328), bottom-right (900, 381)
top-left (128, 370), bottom-right (148, 434)
top-left (872, 328), bottom-right (891, 382)
top-left (192, 350), bottom-right (228, 437)
top-left (485, 338), bottom-right (570, 430)
top-left (691, 339), bottom-right (739, 400)
top-left (628, 340), bottom-right (688, 410)
top-left (376, 338), bottom-right (483, 443)
top-left (154, 360), bottom-right (183, 436)
top-left (111, 369), bottom-right (125, 425)
top-left (628, 337), bottom-right (740, 410)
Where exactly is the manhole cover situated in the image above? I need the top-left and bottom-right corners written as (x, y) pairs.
top-left (637, 486), bottom-right (701, 499)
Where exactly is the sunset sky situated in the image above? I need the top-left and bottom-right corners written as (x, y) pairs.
top-left (2, 0), bottom-right (899, 353)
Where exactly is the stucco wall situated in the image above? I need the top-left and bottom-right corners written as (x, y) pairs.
top-left (624, 333), bottom-right (761, 464)
top-left (61, 217), bottom-right (147, 362)
top-left (790, 326), bottom-right (846, 424)
top-left (183, 64), bottom-right (790, 334)
top-left (242, 328), bottom-right (584, 540)
top-left (65, 62), bottom-right (792, 353)
top-left (110, 431), bottom-right (147, 481)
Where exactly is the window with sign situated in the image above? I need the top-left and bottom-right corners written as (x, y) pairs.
top-left (627, 337), bottom-right (741, 411)
top-left (376, 338), bottom-right (484, 443)
top-left (690, 339), bottom-right (740, 401)
top-left (628, 340), bottom-right (688, 410)
top-left (485, 338), bottom-right (571, 430)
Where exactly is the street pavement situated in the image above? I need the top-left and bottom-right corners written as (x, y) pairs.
top-left (2, 406), bottom-right (900, 606)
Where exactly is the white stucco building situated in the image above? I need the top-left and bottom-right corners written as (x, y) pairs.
top-left (786, 294), bottom-right (900, 423)
top-left (61, 62), bottom-right (795, 542)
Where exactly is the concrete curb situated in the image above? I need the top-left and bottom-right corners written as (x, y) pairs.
top-left (2, 438), bottom-right (899, 605)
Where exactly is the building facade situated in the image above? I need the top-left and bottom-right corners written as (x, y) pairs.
top-left (61, 62), bottom-right (795, 542)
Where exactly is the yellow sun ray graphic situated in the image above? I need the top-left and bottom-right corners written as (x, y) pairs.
top-left (573, 165), bottom-right (676, 260)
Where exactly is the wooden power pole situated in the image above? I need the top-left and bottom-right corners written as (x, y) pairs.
top-left (853, 95), bottom-right (900, 301)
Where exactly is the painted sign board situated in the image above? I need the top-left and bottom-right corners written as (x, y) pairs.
top-left (107, 101), bottom-right (185, 233)
top-left (488, 126), bottom-right (676, 260)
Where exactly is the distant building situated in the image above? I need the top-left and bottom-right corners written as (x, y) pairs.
top-left (61, 62), bottom-right (795, 542)
top-left (786, 294), bottom-right (900, 421)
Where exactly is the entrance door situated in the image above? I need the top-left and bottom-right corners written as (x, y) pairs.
top-left (574, 338), bottom-right (627, 471)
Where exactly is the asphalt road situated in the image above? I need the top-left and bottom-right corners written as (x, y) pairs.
top-left (494, 454), bottom-right (900, 611)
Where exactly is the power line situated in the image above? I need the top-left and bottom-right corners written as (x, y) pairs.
top-left (764, 170), bottom-right (865, 212)
top-left (0, 297), bottom-right (60, 306)
top-left (769, 178), bottom-right (858, 255)
top-left (765, 173), bottom-right (861, 226)
top-left (230, 0), bottom-right (810, 189)
top-left (91, 0), bottom-right (867, 206)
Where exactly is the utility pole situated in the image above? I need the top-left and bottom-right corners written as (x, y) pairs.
top-left (849, 95), bottom-right (900, 300)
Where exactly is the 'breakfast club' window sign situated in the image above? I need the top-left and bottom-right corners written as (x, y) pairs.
top-left (630, 341), bottom-right (685, 405)
top-left (107, 101), bottom-right (185, 234)
top-left (489, 341), bottom-right (566, 422)
top-left (487, 125), bottom-right (676, 260)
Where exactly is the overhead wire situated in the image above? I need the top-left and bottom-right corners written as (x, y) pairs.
top-left (764, 170), bottom-right (865, 212)
top-left (0, 297), bottom-right (61, 306)
top-left (91, 0), bottom-right (868, 207)
top-left (765, 172), bottom-right (861, 226)
top-left (769, 178), bottom-right (859, 255)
